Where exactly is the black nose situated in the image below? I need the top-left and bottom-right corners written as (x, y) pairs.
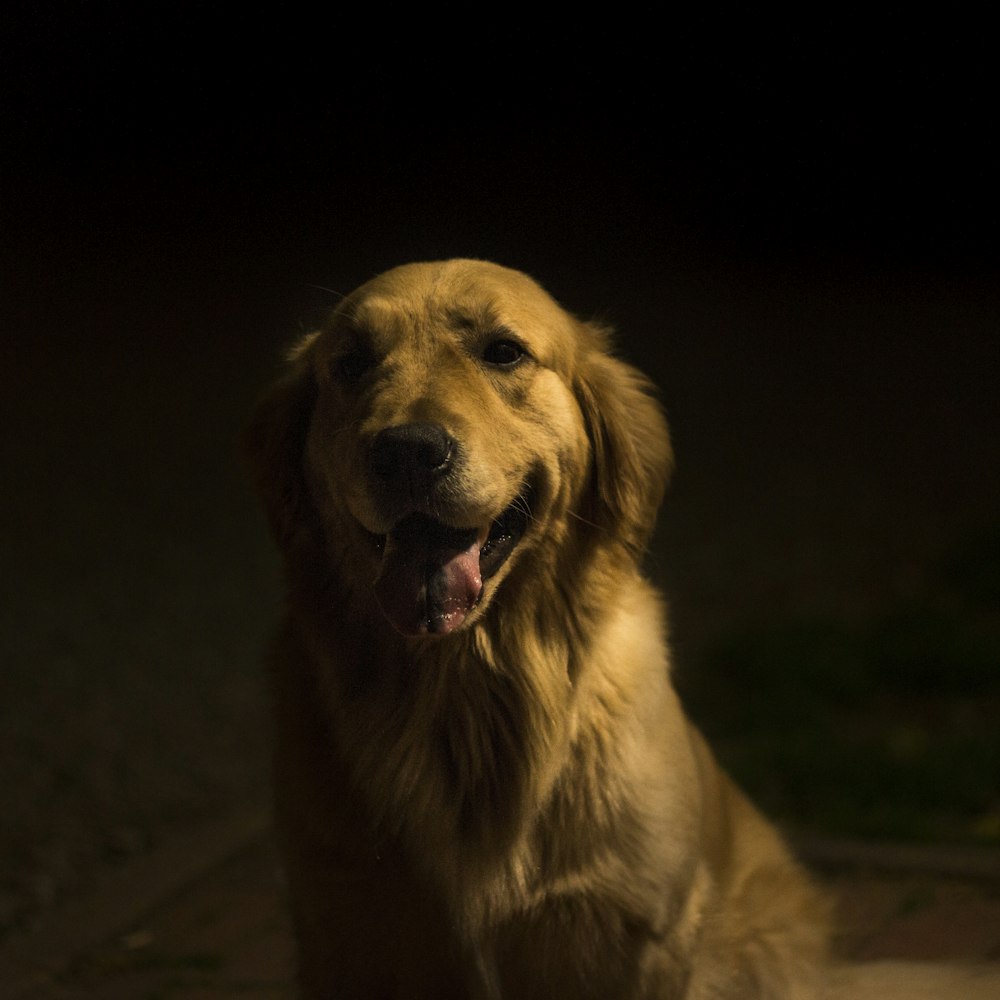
top-left (369, 423), bottom-right (455, 482)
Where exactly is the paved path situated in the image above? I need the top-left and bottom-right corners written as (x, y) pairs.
top-left (1, 815), bottom-right (998, 998)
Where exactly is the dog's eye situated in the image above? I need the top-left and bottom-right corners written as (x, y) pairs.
top-left (482, 338), bottom-right (527, 368)
top-left (335, 346), bottom-right (377, 383)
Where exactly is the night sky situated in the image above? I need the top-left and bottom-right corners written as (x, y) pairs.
top-left (4, 11), bottom-right (997, 292)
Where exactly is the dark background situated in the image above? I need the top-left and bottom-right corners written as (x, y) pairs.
top-left (2, 8), bottom-right (998, 938)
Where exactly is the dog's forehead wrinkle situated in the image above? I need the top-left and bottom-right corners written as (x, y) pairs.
top-left (442, 301), bottom-right (502, 334)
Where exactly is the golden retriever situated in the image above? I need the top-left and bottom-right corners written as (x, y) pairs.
top-left (246, 260), bottom-right (998, 999)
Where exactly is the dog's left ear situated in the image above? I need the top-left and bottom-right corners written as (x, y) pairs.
top-left (244, 339), bottom-right (318, 549)
top-left (574, 325), bottom-right (673, 557)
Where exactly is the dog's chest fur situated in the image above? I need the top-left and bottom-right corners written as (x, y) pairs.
top-left (298, 563), bottom-right (693, 937)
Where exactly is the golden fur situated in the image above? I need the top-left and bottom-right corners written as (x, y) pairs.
top-left (247, 260), bottom-right (830, 998)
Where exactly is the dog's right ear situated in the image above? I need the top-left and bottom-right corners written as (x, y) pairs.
top-left (573, 324), bottom-right (673, 559)
top-left (244, 338), bottom-right (318, 548)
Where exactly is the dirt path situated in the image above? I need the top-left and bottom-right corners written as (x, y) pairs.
top-left (1, 818), bottom-right (998, 998)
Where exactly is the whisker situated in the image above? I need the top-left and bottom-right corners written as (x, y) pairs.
top-left (565, 509), bottom-right (604, 532)
top-left (513, 495), bottom-right (533, 520)
top-left (303, 282), bottom-right (349, 302)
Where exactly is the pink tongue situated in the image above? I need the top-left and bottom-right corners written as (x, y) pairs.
top-left (374, 519), bottom-right (485, 636)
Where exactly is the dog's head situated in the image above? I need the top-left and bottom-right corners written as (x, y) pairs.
top-left (247, 260), bottom-right (671, 638)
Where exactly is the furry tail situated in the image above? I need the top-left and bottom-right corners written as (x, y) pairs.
top-left (826, 961), bottom-right (1000, 999)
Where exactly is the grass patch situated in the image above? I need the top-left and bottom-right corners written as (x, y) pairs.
top-left (677, 528), bottom-right (1000, 844)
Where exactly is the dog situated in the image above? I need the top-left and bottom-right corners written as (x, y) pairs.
top-left (246, 260), bottom-right (998, 999)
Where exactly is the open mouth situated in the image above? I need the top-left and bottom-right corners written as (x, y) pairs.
top-left (479, 495), bottom-right (530, 582)
top-left (371, 492), bottom-right (531, 637)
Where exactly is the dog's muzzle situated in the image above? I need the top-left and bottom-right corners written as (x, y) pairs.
top-left (366, 423), bottom-right (529, 637)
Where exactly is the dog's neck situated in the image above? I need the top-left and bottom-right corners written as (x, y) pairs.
top-left (307, 576), bottom-right (575, 835)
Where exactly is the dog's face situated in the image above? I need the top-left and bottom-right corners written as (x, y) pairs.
top-left (249, 260), bottom-right (671, 638)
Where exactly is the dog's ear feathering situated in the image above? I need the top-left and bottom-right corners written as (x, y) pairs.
top-left (574, 323), bottom-right (673, 556)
